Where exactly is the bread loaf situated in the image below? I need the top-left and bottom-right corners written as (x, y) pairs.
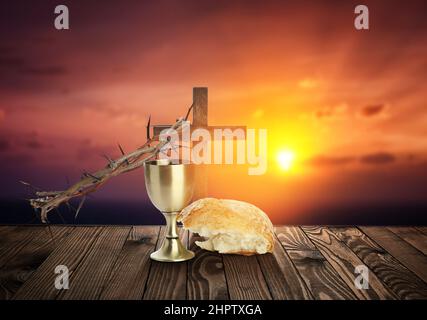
top-left (178, 198), bottom-right (274, 255)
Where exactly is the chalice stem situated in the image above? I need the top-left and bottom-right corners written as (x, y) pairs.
top-left (164, 212), bottom-right (179, 239)
top-left (149, 211), bottom-right (194, 262)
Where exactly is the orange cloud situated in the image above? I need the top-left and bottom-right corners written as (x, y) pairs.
top-left (315, 103), bottom-right (348, 120)
top-left (298, 78), bottom-right (319, 89)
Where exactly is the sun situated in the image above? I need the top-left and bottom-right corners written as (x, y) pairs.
top-left (276, 150), bottom-right (295, 171)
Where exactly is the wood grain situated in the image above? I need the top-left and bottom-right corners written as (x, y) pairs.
top-left (13, 226), bottom-right (104, 300)
top-left (143, 227), bottom-right (189, 300)
top-left (59, 226), bottom-right (130, 300)
top-left (0, 226), bottom-right (44, 268)
top-left (99, 226), bottom-right (160, 300)
top-left (3, 225), bottom-right (427, 301)
top-left (192, 87), bottom-right (208, 127)
top-left (332, 227), bottom-right (427, 299)
top-left (360, 226), bottom-right (427, 283)
top-left (302, 226), bottom-right (397, 299)
top-left (276, 226), bottom-right (356, 300)
top-left (415, 227), bottom-right (427, 235)
top-left (277, 226), bottom-right (318, 251)
top-left (257, 235), bottom-right (313, 300)
top-left (223, 255), bottom-right (272, 300)
top-left (0, 226), bottom-right (15, 239)
top-left (192, 87), bottom-right (208, 199)
top-left (0, 227), bottom-right (71, 299)
top-left (187, 232), bottom-right (228, 300)
top-left (387, 227), bottom-right (427, 255)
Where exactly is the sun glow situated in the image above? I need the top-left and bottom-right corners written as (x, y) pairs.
top-left (276, 150), bottom-right (295, 171)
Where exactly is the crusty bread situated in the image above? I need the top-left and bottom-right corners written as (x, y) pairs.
top-left (178, 198), bottom-right (274, 255)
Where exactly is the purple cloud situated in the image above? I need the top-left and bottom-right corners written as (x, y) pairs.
top-left (360, 152), bottom-right (396, 165)
top-left (361, 105), bottom-right (385, 117)
top-left (306, 155), bottom-right (355, 167)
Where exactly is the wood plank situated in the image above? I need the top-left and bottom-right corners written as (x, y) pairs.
top-left (0, 226), bottom-right (44, 268)
top-left (143, 227), bottom-right (189, 300)
top-left (257, 235), bottom-right (313, 300)
top-left (276, 226), bottom-right (356, 300)
top-left (332, 227), bottom-right (427, 299)
top-left (360, 226), bottom-right (427, 283)
top-left (0, 226), bottom-right (17, 252)
top-left (0, 226), bottom-right (15, 238)
top-left (0, 226), bottom-right (71, 299)
top-left (277, 225), bottom-right (318, 251)
top-left (99, 226), bottom-right (160, 300)
top-left (223, 254), bottom-right (272, 300)
top-left (387, 227), bottom-right (427, 255)
top-left (13, 226), bottom-right (103, 300)
top-left (58, 226), bottom-right (130, 300)
top-left (187, 232), bottom-right (228, 300)
top-left (302, 226), bottom-right (397, 299)
top-left (415, 227), bottom-right (427, 235)
top-left (6, 225), bottom-right (425, 301)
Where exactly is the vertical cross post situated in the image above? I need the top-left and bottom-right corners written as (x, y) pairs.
top-left (192, 87), bottom-right (208, 200)
top-left (192, 87), bottom-right (208, 127)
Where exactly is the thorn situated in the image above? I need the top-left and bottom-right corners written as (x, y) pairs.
top-left (146, 115), bottom-right (151, 140)
top-left (88, 173), bottom-right (101, 181)
top-left (146, 138), bottom-right (152, 148)
top-left (117, 143), bottom-right (129, 165)
top-left (19, 180), bottom-right (40, 191)
top-left (66, 201), bottom-right (76, 212)
top-left (65, 201), bottom-right (72, 212)
top-left (185, 102), bottom-right (194, 121)
top-left (55, 208), bottom-right (66, 224)
top-left (75, 196), bottom-right (86, 220)
top-left (82, 171), bottom-right (101, 181)
top-left (118, 143), bottom-right (125, 156)
top-left (102, 154), bottom-right (115, 168)
top-left (19, 180), bottom-right (30, 186)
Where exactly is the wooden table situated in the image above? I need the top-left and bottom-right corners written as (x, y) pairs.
top-left (0, 225), bottom-right (426, 300)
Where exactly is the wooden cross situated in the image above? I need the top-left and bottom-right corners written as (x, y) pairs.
top-left (153, 87), bottom-right (246, 200)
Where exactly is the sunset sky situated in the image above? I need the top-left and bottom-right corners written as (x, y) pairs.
top-left (1, 0), bottom-right (426, 224)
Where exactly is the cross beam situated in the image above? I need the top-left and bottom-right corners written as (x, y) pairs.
top-left (153, 87), bottom-right (246, 135)
top-left (152, 87), bottom-right (246, 199)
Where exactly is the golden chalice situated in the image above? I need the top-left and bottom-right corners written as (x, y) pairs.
top-left (143, 159), bottom-right (195, 262)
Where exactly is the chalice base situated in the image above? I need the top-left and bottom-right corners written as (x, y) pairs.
top-left (150, 237), bottom-right (195, 262)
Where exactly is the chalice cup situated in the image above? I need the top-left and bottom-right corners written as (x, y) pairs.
top-left (144, 159), bottom-right (195, 262)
